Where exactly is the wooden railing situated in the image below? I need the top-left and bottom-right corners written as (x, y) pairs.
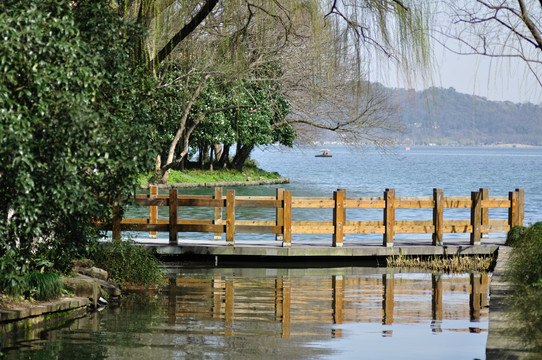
top-left (103, 186), bottom-right (524, 247)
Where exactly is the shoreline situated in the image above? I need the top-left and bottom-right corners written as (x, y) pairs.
top-left (138, 176), bottom-right (289, 189)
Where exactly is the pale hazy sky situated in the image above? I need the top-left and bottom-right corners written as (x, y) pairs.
top-left (370, 42), bottom-right (541, 105)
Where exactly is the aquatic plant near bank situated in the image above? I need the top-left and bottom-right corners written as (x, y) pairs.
top-left (387, 252), bottom-right (494, 273)
top-left (0, 271), bottom-right (65, 304)
top-left (91, 240), bottom-right (164, 288)
top-left (26, 272), bottom-right (65, 301)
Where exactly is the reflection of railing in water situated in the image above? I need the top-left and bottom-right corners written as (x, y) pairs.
top-left (164, 272), bottom-right (489, 338)
top-left (102, 186), bottom-right (524, 247)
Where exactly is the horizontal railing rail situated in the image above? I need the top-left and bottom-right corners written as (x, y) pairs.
top-left (99, 186), bottom-right (524, 247)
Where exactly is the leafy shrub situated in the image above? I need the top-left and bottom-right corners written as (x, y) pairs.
top-left (0, 0), bottom-right (156, 292)
top-left (91, 241), bottom-right (164, 287)
top-left (0, 246), bottom-right (31, 297)
top-left (505, 225), bottom-right (527, 247)
top-left (507, 222), bottom-right (542, 287)
top-left (506, 222), bottom-right (542, 352)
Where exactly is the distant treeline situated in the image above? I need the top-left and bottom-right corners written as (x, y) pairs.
top-left (392, 87), bottom-right (542, 146)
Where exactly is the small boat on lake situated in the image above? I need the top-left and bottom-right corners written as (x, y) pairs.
top-left (315, 149), bottom-right (332, 157)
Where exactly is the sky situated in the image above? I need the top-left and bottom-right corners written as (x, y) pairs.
top-left (429, 43), bottom-right (540, 104)
top-left (368, 42), bottom-right (541, 105)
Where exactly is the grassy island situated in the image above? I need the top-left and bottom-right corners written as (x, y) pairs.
top-left (139, 161), bottom-right (283, 186)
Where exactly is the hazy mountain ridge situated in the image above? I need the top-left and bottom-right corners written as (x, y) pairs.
top-left (391, 86), bottom-right (542, 146)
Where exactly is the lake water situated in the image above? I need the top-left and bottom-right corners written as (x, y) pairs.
top-left (3, 267), bottom-right (489, 360)
top-left (3, 146), bottom-right (541, 359)
top-left (251, 145), bottom-right (541, 224)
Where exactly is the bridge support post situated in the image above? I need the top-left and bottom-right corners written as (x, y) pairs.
top-left (432, 188), bottom-right (443, 246)
top-left (169, 189), bottom-right (178, 245)
top-left (509, 188), bottom-right (525, 228)
top-left (214, 187), bottom-right (222, 240)
top-left (276, 188), bottom-right (284, 241)
top-left (149, 185), bottom-right (158, 239)
top-left (226, 190), bottom-right (235, 246)
top-left (112, 203), bottom-right (121, 241)
top-left (480, 188), bottom-right (489, 238)
top-left (470, 190), bottom-right (482, 245)
top-left (383, 189), bottom-right (395, 247)
top-left (282, 191), bottom-right (292, 247)
top-left (333, 189), bottom-right (346, 247)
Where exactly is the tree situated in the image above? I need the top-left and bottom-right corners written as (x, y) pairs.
top-left (438, 0), bottom-right (542, 88)
top-left (0, 0), bottom-right (156, 292)
top-left (144, 0), bottom-right (428, 182)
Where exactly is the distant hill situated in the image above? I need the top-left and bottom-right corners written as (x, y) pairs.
top-left (391, 87), bottom-right (542, 146)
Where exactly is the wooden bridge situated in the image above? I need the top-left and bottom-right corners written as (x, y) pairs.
top-left (101, 186), bottom-right (524, 257)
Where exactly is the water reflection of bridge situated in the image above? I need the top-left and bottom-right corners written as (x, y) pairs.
top-left (164, 271), bottom-right (489, 339)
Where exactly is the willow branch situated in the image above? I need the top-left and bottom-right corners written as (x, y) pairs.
top-left (150, 0), bottom-right (219, 68)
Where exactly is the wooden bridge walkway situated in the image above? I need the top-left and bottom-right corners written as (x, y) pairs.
top-left (100, 186), bottom-right (522, 259)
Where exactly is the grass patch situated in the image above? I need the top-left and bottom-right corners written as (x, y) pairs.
top-left (138, 160), bottom-right (282, 186)
top-left (26, 272), bottom-right (65, 301)
top-left (387, 252), bottom-right (494, 273)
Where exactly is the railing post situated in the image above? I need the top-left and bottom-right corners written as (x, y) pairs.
top-left (112, 203), bottom-right (121, 241)
top-left (480, 188), bottom-right (489, 238)
top-left (149, 185), bottom-right (158, 239)
top-left (516, 188), bottom-right (525, 227)
top-left (333, 189), bottom-right (346, 247)
top-left (432, 188), bottom-right (443, 246)
top-left (276, 188), bottom-right (284, 241)
top-left (471, 190), bottom-right (482, 245)
top-left (214, 187), bottom-right (223, 240)
top-left (383, 188), bottom-right (395, 247)
top-left (169, 189), bottom-right (178, 245)
top-left (282, 191), bottom-right (292, 247)
top-left (226, 190), bottom-right (235, 246)
top-left (508, 190), bottom-right (519, 228)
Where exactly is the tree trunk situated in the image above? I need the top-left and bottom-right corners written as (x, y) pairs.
top-left (209, 146), bottom-right (214, 171)
top-left (214, 144), bottom-right (223, 162)
top-left (217, 144), bottom-right (230, 169)
top-left (157, 105), bottom-right (249, 183)
top-left (230, 144), bottom-right (254, 171)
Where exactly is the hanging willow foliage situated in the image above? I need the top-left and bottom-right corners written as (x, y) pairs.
top-left (118, 0), bottom-right (432, 79)
top-left (116, 0), bottom-right (433, 181)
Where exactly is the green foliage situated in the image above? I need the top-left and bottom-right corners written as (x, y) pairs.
top-left (91, 240), bottom-right (164, 287)
top-left (506, 225), bottom-right (527, 247)
top-left (508, 286), bottom-right (542, 353)
top-left (507, 222), bottom-right (542, 287)
top-left (0, 268), bottom-right (64, 301)
top-left (26, 272), bottom-right (64, 301)
top-left (167, 166), bottom-right (282, 184)
top-left (506, 222), bottom-right (542, 352)
top-left (0, 0), bottom-right (157, 289)
top-left (152, 60), bottom-right (294, 171)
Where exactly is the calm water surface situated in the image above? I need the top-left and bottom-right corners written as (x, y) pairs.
top-left (2, 267), bottom-right (489, 360)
